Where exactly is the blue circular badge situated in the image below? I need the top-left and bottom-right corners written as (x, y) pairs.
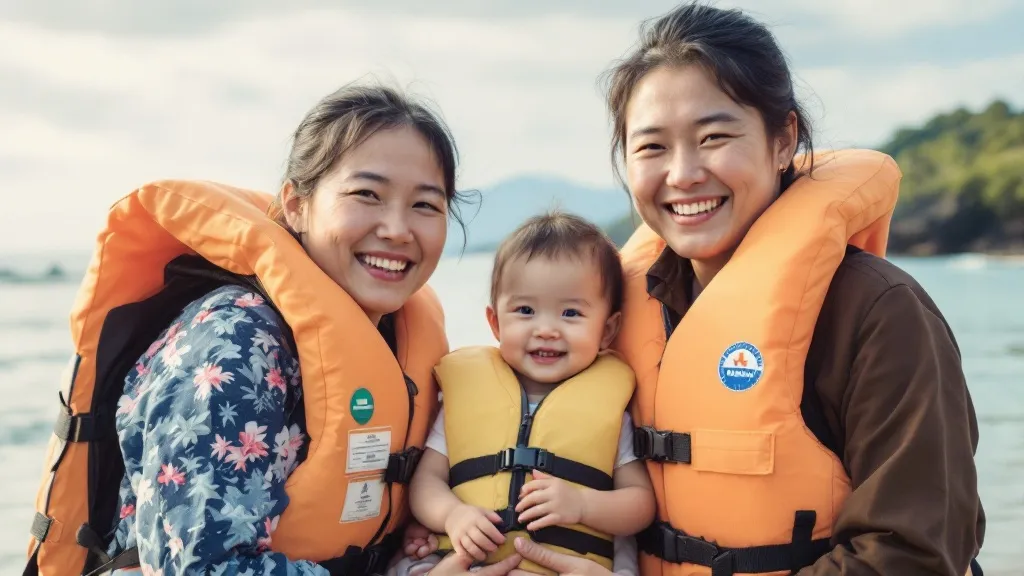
top-left (718, 342), bottom-right (764, 391)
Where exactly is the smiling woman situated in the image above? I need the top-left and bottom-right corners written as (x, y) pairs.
top-left (277, 125), bottom-right (452, 324)
top-left (24, 83), bottom-right (483, 576)
top-left (514, 3), bottom-right (987, 576)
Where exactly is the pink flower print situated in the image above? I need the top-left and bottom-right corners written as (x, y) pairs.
top-left (116, 394), bottom-right (139, 416)
top-left (168, 537), bottom-right (183, 558)
top-left (265, 368), bottom-right (286, 394)
top-left (134, 361), bottom-right (150, 378)
top-left (191, 308), bottom-right (213, 326)
top-left (144, 338), bottom-right (164, 359)
top-left (235, 293), bottom-right (264, 308)
top-left (239, 422), bottom-right (269, 459)
top-left (274, 425), bottom-right (305, 459)
top-left (193, 363), bottom-right (234, 400)
top-left (168, 536), bottom-right (183, 558)
top-left (144, 323), bottom-right (180, 358)
top-left (225, 447), bottom-right (248, 471)
top-left (163, 520), bottom-right (182, 558)
top-left (257, 516), bottom-right (280, 552)
top-left (164, 323), bottom-right (182, 342)
top-left (226, 422), bottom-right (269, 471)
top-left (140, 564), bottom-right (164, 576)
top-left (160, 337), bottom-right (191, 369)
top-left (210, 434), bottom-right (232, 460)
top-left (157, 464), bottom-right (185, 486)
top-left (120, 504), bottom-right (135, 519)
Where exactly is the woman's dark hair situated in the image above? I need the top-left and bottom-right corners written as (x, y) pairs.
top-left (269, 82), bottom-right (470, 245)
top-left (602, 2), bottom-right (814, 190)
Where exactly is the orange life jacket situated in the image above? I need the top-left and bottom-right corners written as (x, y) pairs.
top-left (614, 150), bottom-right (900, 576)
top-left (24, 180), bottom-right (446, 575)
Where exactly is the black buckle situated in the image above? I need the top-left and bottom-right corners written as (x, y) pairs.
top-left (634, 426), bottom-right (672, 461)
top-left (384, 447), bottom-right (422, 484)
top-left (363, 546), bottom-right (383, 575)
top-left (656, 523), bottom-right (720, 565)
top-left (498, 447), bottom-right (551, 472)
top-left (496, 507), bottom-right (523, 532)
top-left (710, 550), bottom-right (735, 576)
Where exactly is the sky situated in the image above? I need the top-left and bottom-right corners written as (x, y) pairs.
top-left (2, 0), bottom-right (1023, 252)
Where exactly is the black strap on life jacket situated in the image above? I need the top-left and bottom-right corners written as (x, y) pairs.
top-left (494, 507), bottom-right (614, 561)
top-left (385, 447), bottom-right (423, 485)
top-left (437, 506), bottom-right (614, 562)
top-left (637, 511), bottom-right (830, 576)
top-left (301, 530), bottom-right (407, 576)
top-left (448, 447), bottom-right (613, 492)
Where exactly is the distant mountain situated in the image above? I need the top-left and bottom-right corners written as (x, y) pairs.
top-left (444, 175), bottom-right (634, 255)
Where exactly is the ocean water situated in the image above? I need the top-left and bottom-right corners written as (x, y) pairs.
top-left (0, 252), bottom-right (1020, 574)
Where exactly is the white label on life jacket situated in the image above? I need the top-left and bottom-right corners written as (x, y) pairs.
top-left (340, 476), bottom-right (384, 523)
top-left (346, 428), bottom-right (392, 473)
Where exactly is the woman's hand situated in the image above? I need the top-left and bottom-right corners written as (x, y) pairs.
top-left (428, 550), bottom-right (522, 576)
top-left (508, 537), bottom-right (612, 576)
top-left (403, 520), bottom-right (440, 559)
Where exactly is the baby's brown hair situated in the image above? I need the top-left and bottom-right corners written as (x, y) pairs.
top-left (490, 211), bottom-right (624, 314)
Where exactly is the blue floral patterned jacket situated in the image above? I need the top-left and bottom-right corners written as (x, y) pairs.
top-left (107, 284), bottom-right (329, 575)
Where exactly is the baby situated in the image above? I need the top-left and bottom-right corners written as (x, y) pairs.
top-left (399, 212), bottom-right (655, 576)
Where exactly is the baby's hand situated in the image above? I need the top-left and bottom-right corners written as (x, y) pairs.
top-left (515, 470), bottom-right (586, 531)
top-left (444, 504), bottom-right (506, 561)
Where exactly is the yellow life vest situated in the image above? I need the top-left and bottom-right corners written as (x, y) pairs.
top-left (615, 149), bottom-right (901, 576)
top-left (24, 180), bottom-right (446, 575)
top-left (431, 346), bottom-right (635, 575)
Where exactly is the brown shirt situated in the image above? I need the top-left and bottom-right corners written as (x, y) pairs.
top-left (646, 246), bottom-right (986, 576)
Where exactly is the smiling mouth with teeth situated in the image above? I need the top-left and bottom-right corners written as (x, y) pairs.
top-left (668, 196), bottom-right (728, 217)
top-left (530, 349), bottom-right (565, 358)
top-left (357, 254), bottom-right (411, 274)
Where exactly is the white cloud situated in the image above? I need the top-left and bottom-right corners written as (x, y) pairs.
top-left (800, 53), bottom-right (1024, 150)
top-left (0, 6), bottom-right (1021, 252)
top-left (773, 0), bottom-right (1018, 37)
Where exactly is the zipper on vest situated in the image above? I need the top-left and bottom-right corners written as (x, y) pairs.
top-left (506, 385), bottom-right (546, 530)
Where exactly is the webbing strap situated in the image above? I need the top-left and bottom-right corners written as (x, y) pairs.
top-left (632, 426), bottom-right (691, 464)
top-left (21, 546), bottom-right (39, 576)
top-left (438, 507), bottom-right (614, 561)
top-left (449, 447), bottom-right (612, 491)
top-left (494, 507), bottom-right (614, 560)
top-left (78, 523), bottom-right (141, 576)
top-left (318, 531), bottom-right (402, 576)
top-left (384, 448), bottom-right (422, 485)
top-left (532, 526), bottom-right (614, 560)
top-left (82, 548), bottom-right (140, 576)
top-left (638, 511), bottom-right (831, 576)
top-left (53, 410), bottom-right (110, 443)
top-left (29, 513), bottom-right (51, 543)
top-left (52, 391), bottom-right (112, 443)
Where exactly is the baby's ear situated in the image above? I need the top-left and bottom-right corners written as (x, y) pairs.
top-left (485, 306), bottom-right (501, 343)
top-left (601, 311), bottom-right (622, 350)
